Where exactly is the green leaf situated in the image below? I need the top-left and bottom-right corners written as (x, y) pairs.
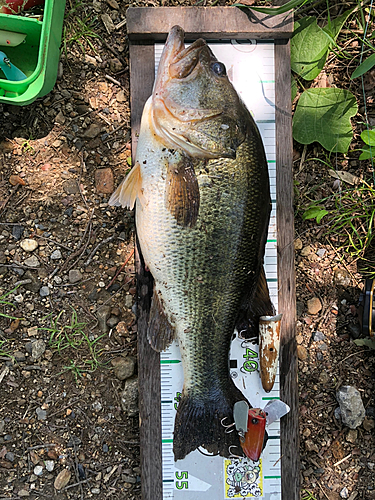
top-left (126, 156), bottom-right (132, 166)
top-left (291, 10), bottom-right (353, 81)
top-left (291, 75), bottom-right (298, 101)
top-left (360, 129), bottom-right (375, 146)
top-left (293, 88), bottom-right (358, 153)
top-left (234, 0), bottom-right (307, 15)
top-left (351, 52), bottom-right (375, 79)
top-left (359, 147), bottom-right (374, 160)
top-left (353, 338), bottom-right (375, 349)
top-left (303, 206), bottom-right (329, 222)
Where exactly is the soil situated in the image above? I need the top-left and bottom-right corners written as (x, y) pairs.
top-left (0, 1), bottom-right (374, 500)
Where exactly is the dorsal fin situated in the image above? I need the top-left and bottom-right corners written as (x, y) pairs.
top-left (108, 161), bottom-right (143, 209)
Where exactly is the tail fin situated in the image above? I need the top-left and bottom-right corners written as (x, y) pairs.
top-left (173, 381), bottom-right (251, 461)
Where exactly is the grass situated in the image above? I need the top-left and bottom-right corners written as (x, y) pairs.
top-left (0, 285), bottom-right (24, 321)
top-left (62, 1), bottom-right (101, 59)
top-left (41, 308), bottom-right (106, 380)
top-left (301, 491), bottom-right (318, 500)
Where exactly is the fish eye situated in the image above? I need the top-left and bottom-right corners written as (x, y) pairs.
top-left (211, 62), bottom-right (226, 77)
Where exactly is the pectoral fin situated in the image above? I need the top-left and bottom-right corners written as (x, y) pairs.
top-left (108, 161), bottom-right (143, 209)
top-left (147, 288), bottom-right (175, 352)
top-left (166, 155), bottom-right (200, 228)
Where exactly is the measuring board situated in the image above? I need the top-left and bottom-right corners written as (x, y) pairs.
top-left (154, 40), bottom-right (281, 500)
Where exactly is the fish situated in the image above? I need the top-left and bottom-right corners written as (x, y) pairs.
top-left (109, 25), bottom-right (275, 461)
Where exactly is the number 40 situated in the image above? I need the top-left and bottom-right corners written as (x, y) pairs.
top-left (175, 470), bottom-right (188, 489)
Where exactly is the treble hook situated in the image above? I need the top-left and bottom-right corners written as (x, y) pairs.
top-left (228, 445), bottom-right (243, 460)
top-left (220, 417), bottom-right (236, 434)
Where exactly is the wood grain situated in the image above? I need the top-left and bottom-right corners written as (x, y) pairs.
top-left (127, 7), bottom-right (293, 41)
top-left (275, 39), bottom-right (300, 500)
top-left (130, 44), bottom-right (162, 500)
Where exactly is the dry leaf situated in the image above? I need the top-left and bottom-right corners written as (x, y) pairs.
top-left (329, 169), bottom-right (360, 185)
top-left (30, 450), bottom-right (40, 465)
top-left (54, 468), bottom-right (72, 490)
top-left (9, 175), bottom-right (26, 186)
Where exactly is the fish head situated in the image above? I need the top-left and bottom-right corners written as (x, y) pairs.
top-left (152, 26), bottom-right (248, 159)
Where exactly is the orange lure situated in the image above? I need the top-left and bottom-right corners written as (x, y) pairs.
top-left (240, 408), bottom-right (267, 461)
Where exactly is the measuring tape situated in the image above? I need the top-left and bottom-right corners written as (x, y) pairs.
top-left (155, 40), bottom-right (280, 499)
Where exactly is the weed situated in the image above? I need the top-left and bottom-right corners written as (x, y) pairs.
top-left (0, 285), bottom-right (24, 321)
top-left (301, 490), bottom-right (318, 500)
top-left (41, 308), bottom-right (106, 378)
top-left (63, 2), bottom-right (101, 59)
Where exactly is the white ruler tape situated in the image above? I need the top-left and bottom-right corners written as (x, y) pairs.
top-left (154, 40), bottom-right (280, 500)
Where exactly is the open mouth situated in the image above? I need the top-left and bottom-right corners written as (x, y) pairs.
top-left (169, 33), bottom-right (206, 79)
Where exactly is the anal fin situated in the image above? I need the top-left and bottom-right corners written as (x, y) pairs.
top-left (147, 287), bottom-right (175, 352)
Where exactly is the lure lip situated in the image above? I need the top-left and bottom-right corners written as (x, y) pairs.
top-left (240, 408), bottom-right (267, 462)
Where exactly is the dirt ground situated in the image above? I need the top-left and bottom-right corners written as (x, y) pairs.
top-left (0, 1), bottom-right (374, 499)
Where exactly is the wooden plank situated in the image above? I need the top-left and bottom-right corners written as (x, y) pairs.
top-left (127, 7), bottom-right (293, 41)
top-left (130, 44), bottom-right (163, 500)
top-left (275, 39), bottom-right (300, 500)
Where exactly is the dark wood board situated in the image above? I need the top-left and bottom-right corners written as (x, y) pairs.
top-left (127, 6), bottom-right (293, 40)
top-left (128, 8), bottom-right (297, 500)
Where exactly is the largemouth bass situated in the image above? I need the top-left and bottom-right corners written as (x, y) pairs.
top-left (109, 26), bottom-right (274, 461)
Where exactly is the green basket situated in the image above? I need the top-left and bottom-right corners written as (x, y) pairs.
top-left (0, 0), bottom-right (66, 106)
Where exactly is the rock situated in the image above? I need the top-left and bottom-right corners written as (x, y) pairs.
top-left (319, 342), bottom-right (328, 351)
top-left (13, 350), bottom-right (26, 362)
top-left (111, 356), bottom-right (135, 380)
top-left (50, 249), bottom-right (62, 260)
top-left (54, 468), bottom-right (72, 490)
top-left (116, 90), bottom-right (126, 102)
top-left (107, 315), bottom-right (120, 329)
top-left (69, 269), bottom-right (82, 283)
top-left (297, 345), bottom-right (308, 361)
top-left (102, 443), bottom-right (109, 452)
top-left (107, 0), bottom-right (119, 8)
top-left (109, 57), bottom-right (123, 72)
top-left (27, 326), bottom-right (38, 336)
top-left (52, 139), bottom-right (62, 148)
top-left (91, 488), bottom-right (101, 495)
top-left (63, 179), bottom-right (79, 195)
top-left (125, 295), bottom-right (133, 308)
top-left (363, 416), bottom-right (375, 431)
top-left (313, 330), bottom-right (325, 341)
top-left (347, 322), bottom-right (361, 339)
top-left (12, 225), bottom-right (24, 240)
top-left (336, 386), bottom-right (365, 429)
top-left (121, 377), bottom-right (139, 417)
top-left (23, 271), bottom-right (41, 292)
top-left (301, 245), bottom-right (313, 256)
top-left (340, 487), bottom-right (349, 499)
top-left (32, 339), bottom-right (46, 361)
top-left (97, 305), bottom-right (111, 333)
top-left (317, 248), bottom-right (326, 257)
top-left (346, 429), bottom-right (357, 443)
top-left (20, 238), bottom-right (38, 252)
top-left (55, 111), bottom-right (66, 125)
top-left (95, 168), bottom-right (114, 194)
top-left (5, 451), bottom-right (14, 462)
top-left (334, 268), bottom-right (351, 286)
top-left (34, 465), bottom-right (43, 476)
top-left (18, 489), bottom-right (30, 497)
top-left (85, 54), bottom-right (97, 66)
top-left (24, 255), bottom-right (40, 268)
top-left (92, 401), bottom-right (102, 412)
top-left (305, 440), bottom-right (319, 453)
top-left (307, 297), bottom-right (322, 315)
top-left (45, 460), bottom-right (54, 472)
top-left (83, 123), bottom-right (102, 139)
top-left (36, 408), bottom-right (47, 421)
top-left (294, 238), bottom-right (303, 250)
top-left (39, 286), bottom-right (50, 297)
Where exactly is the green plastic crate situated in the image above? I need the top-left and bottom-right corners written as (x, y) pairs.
top-left (0, 0), bottom-right (66, 105)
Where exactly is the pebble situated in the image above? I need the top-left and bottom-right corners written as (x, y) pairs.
top-left (107, 315), bottom-right (120, 329)
top-left (307, 297), bottom-right (322, 315)
top-left (334, 268), bottom-right (351, 286)
top-left (83, 123), bottom-right (102, 139)
top-left (97, 305), bottom-right (111, 333)
top-left (34, 465), bottom-right (43, 476)
top-left (95, 168), bottom-right (114, 194)
top-left (125, 295), bottom-right (133, 308)
top-left (121, 377), bottom-right (139, 416)
top-left (102, 443), bottom-right (109, 453)
top-left (5, 451), bottom-right (15, 462)
top-left (23, 271), bottom-right (41, 292)
top-left (305, 440), bottom-right (319, 453)
top-left (36, 408), bottom-right (47, 421)
top-left (13, 351), bottom-right (26, 362)
top-left (111, 356), bottom-right (135, 381)
top-left (20, 238), bottom-right (38, 252)
top-left (63, 179), bottom-right (79, 195)
top-left (312, 330), bottom-right (325, 341)
top-left (27, 326), bottom-right (38, 336)
top-left (340, 487), bottom-right (349, 499)
top-left (297, 345), bottom-right (308, 361)
top-left (301, 245), bottom-right (313, 256)
top-left (69, 269), bottom-right (82, 283)
top-left (363, 417), bottom-right (375, 431)
top-left (318, 342), bottom-right (328, 351)
top-left (91, 488), bottom-right (101, 495)
top-left (24, 256), bottom-right (40, 268)
top-left (50, 249), bottom-right (62, 260)
top-left (39, 286), bottom-right (50, 297)
top-left (12, 225), bottom-right (24, 240)
top-left (346, 429), bottom-right (357, 443)
top-left (45, 460), bottom-right (54, 472)
top-left (116, 90), bottom-right (126, 102)
top-left (18, 490), bottom-right (29, 497)
top-left (316, 248), bottom-right (326, 257)
top-left (92, 401), bottom-right (102, 412)
top-left (31, 339), bottom-right (46, 361)
top-left (336, 386), bottom-right (365, 429)
top-left (54, 469), bottom-right (72, 490)
top-left (55, 111), bottom-right (66, 125)
top-left (54, 276), bottom-right (62, 284)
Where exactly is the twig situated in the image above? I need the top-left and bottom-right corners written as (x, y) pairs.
top-left (105, 74), bottom-right (122, 86)
top-left (0, 365), bottom-right (9, 384)
top-left (0, 184), bottom-right (20, 213)
top-left (106, 248), bottom-right (134, 289)
top-left (339, 349), bottom-right (369, 364)
top-left (333, 453), bottom-right (351, 467)
top-left (64, 478), bottom-right (92, 490)
top-left (27, 444), bottom-right (56, 451)
top-left (13, 279), bottom-right (32, 287)
top-left (35, 235), bottom-right (72, 251)
top-left (317, 481), bottom-right (331, 500)
top-left (59, 209), bottom-right (94, 273)
top-left (84, 234), bottom-right (116, 267)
